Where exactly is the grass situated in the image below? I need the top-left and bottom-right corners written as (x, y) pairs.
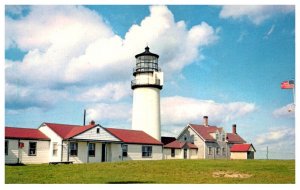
top-left (5, 159), bottom-right (295, 184)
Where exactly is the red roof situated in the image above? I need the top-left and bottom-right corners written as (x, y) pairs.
top-left (44, 123), bottom-right (95, 139)
top-left (164, 140), bottom-right (185, 148)
top-left (164, 140), bottom-right (198, 149)
top-left (230, 144), bottom-right (255, 152)
top-left (5, 127), bottom-right (50, 140)
top-left (105, 128), bottom-right (163, 145)
top-left (189, 124), bottom-right (222, 142)
top-left (226, 133), bottom-right (246, 144)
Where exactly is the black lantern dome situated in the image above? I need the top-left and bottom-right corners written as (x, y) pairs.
top-left (133, 46), bottom-right (160, 76)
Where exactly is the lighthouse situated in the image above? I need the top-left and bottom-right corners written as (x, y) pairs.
top-left (131, 46), bottom-right (163, 141)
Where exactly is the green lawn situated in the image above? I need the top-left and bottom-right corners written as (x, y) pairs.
top-left (5, 159), bottom-right (295, 184)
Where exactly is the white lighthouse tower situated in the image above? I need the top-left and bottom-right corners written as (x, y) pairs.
top-left (131, 46), bottom-right (163, 141)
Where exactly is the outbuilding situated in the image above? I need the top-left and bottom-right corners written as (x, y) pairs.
top-left (230, 144), bottom-right (256, 159)
top-left (5, 127), bottom-right (50, 164)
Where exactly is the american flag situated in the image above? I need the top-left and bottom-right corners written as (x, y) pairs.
top-left (281, 80), bottom-right (294, 89)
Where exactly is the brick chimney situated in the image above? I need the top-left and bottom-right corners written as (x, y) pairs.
top-left (232, 124), bottom-right (237, 134)
top-left (89, 120), bottom-right (95, 125)
top-left (203, 116), bottom-right (208, 127)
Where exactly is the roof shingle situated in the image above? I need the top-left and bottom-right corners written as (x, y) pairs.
top-left (230, 144), bottom-right (255, 152)
top-left (226, 133), bottom-right (246, 144)
top-left (44, 123), bottom-right (95, 139)
top-left (105, 128), bottom-right (163, 145)
top-left (5, 127), bottom-right (50, 140)
top-left (164, 140), bottom-right (198, 149)
top-left (189, 124), bottom-right (221, 142)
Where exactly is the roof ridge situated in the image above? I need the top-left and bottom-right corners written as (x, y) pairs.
top-left (64, 124), bottom-right (96, 139)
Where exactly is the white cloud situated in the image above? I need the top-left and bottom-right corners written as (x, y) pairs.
top-left (254, 126), bottom-right (295, 159)
top-left (5, 5), bottom-right (218, 83)
top-left (5, 5), bottom-right (219, 110)
top-left (255, 126), bottom-right (294, 146)
top-left (5, 83), bottom-right (68, 110)
top-left (161, 96), bottom-right (256, 126)
top-left (84, 96), bottom-right (256, 134)
top-left (86, 103), bottom-right (131, 122)
top-left (77, 81), bottom-right (131, 102)
top-left (219, 5), bottom-right (294, 25)
top-left (273, 103), bottom-right (295, 118)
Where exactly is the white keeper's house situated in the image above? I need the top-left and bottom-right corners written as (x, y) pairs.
top-left (5, 47), bottom-right (255, 164)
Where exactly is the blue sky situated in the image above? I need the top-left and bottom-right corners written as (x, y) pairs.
top-left (4, 5), bottom-right (295, 159)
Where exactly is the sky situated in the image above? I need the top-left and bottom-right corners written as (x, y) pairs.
top-left (4, 4), bottom-right (295, 159)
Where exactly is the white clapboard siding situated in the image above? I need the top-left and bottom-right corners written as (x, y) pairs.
top-left (163, 148), bottom-right (182, 159)
top-left (108, 143), bottom-right (122, 162)
top-left (230, 152), bottom-right (247, 159)
top-left (67, 142), bottom-right (106, 163)
top-left (72, 127), bottom-right (120, 142)
top-left (189, 149), bottom-right (198, 159)
top-left (68, 142), bottom-right (88, 163)
top-left (5, 139), bottom-right (19, 164)
top-left (39, 124), bottom-right (64, 162)
top-left (123, 144), bottom-right (163, 161)
top-left (178, 127), bottom-right (205, 159)
top-left (88, 142), bottom-right (102, 163)
top-left (18, 140), bottom-right (50, 164)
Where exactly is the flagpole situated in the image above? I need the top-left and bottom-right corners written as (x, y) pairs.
top-left (291, 79), bottom-right (295, 112)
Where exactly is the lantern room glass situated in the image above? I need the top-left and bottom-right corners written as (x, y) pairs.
top-left (136, 55), bottom-right (158, 72)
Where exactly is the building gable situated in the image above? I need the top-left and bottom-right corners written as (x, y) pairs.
top-left (72, 126), bottom-right (121, 142)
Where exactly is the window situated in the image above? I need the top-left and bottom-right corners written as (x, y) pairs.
top-left (222, 134), bottom-right (226, 141)
top-left (222, 147), bottom-right (226, 155)
top-left (171, 148), bottom-right (175, 157)
top-left (122, 144), bottom-right (128, 157)
top-left (52, 142), bottom-right (58, 156)
top-left (184, 135), bottom-right (187, 141)
top-left (88, 143), bottom-right (95, 157)
top-left (216, 147), bottom-right (220, 155)
top-left (215, 133), bottom-right (219, 140)
top-left (29, 142), bottom-right (37, 156)
top-left (96, 128), bottom-right (100, 134)
top-left (70, 142), bottom-right (78, 156)
top-left (142, 146), bottom-right (152, 157)
top-left (5, 140), bottom-right (8, 155)
top-left (208, 147), bottom-right (212, 155)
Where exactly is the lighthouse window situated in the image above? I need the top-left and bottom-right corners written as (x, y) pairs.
top-left (142, 146), bottom-right (152, 158)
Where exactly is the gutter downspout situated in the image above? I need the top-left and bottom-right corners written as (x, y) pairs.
top-left (17, 139), bottom-right (20, 164)
top-left (87, 142), bottom-right (89, 163)
top-left (61, 141), bottom-right (64, 162)
top-left (67, 140), bottom-right (70, 162)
